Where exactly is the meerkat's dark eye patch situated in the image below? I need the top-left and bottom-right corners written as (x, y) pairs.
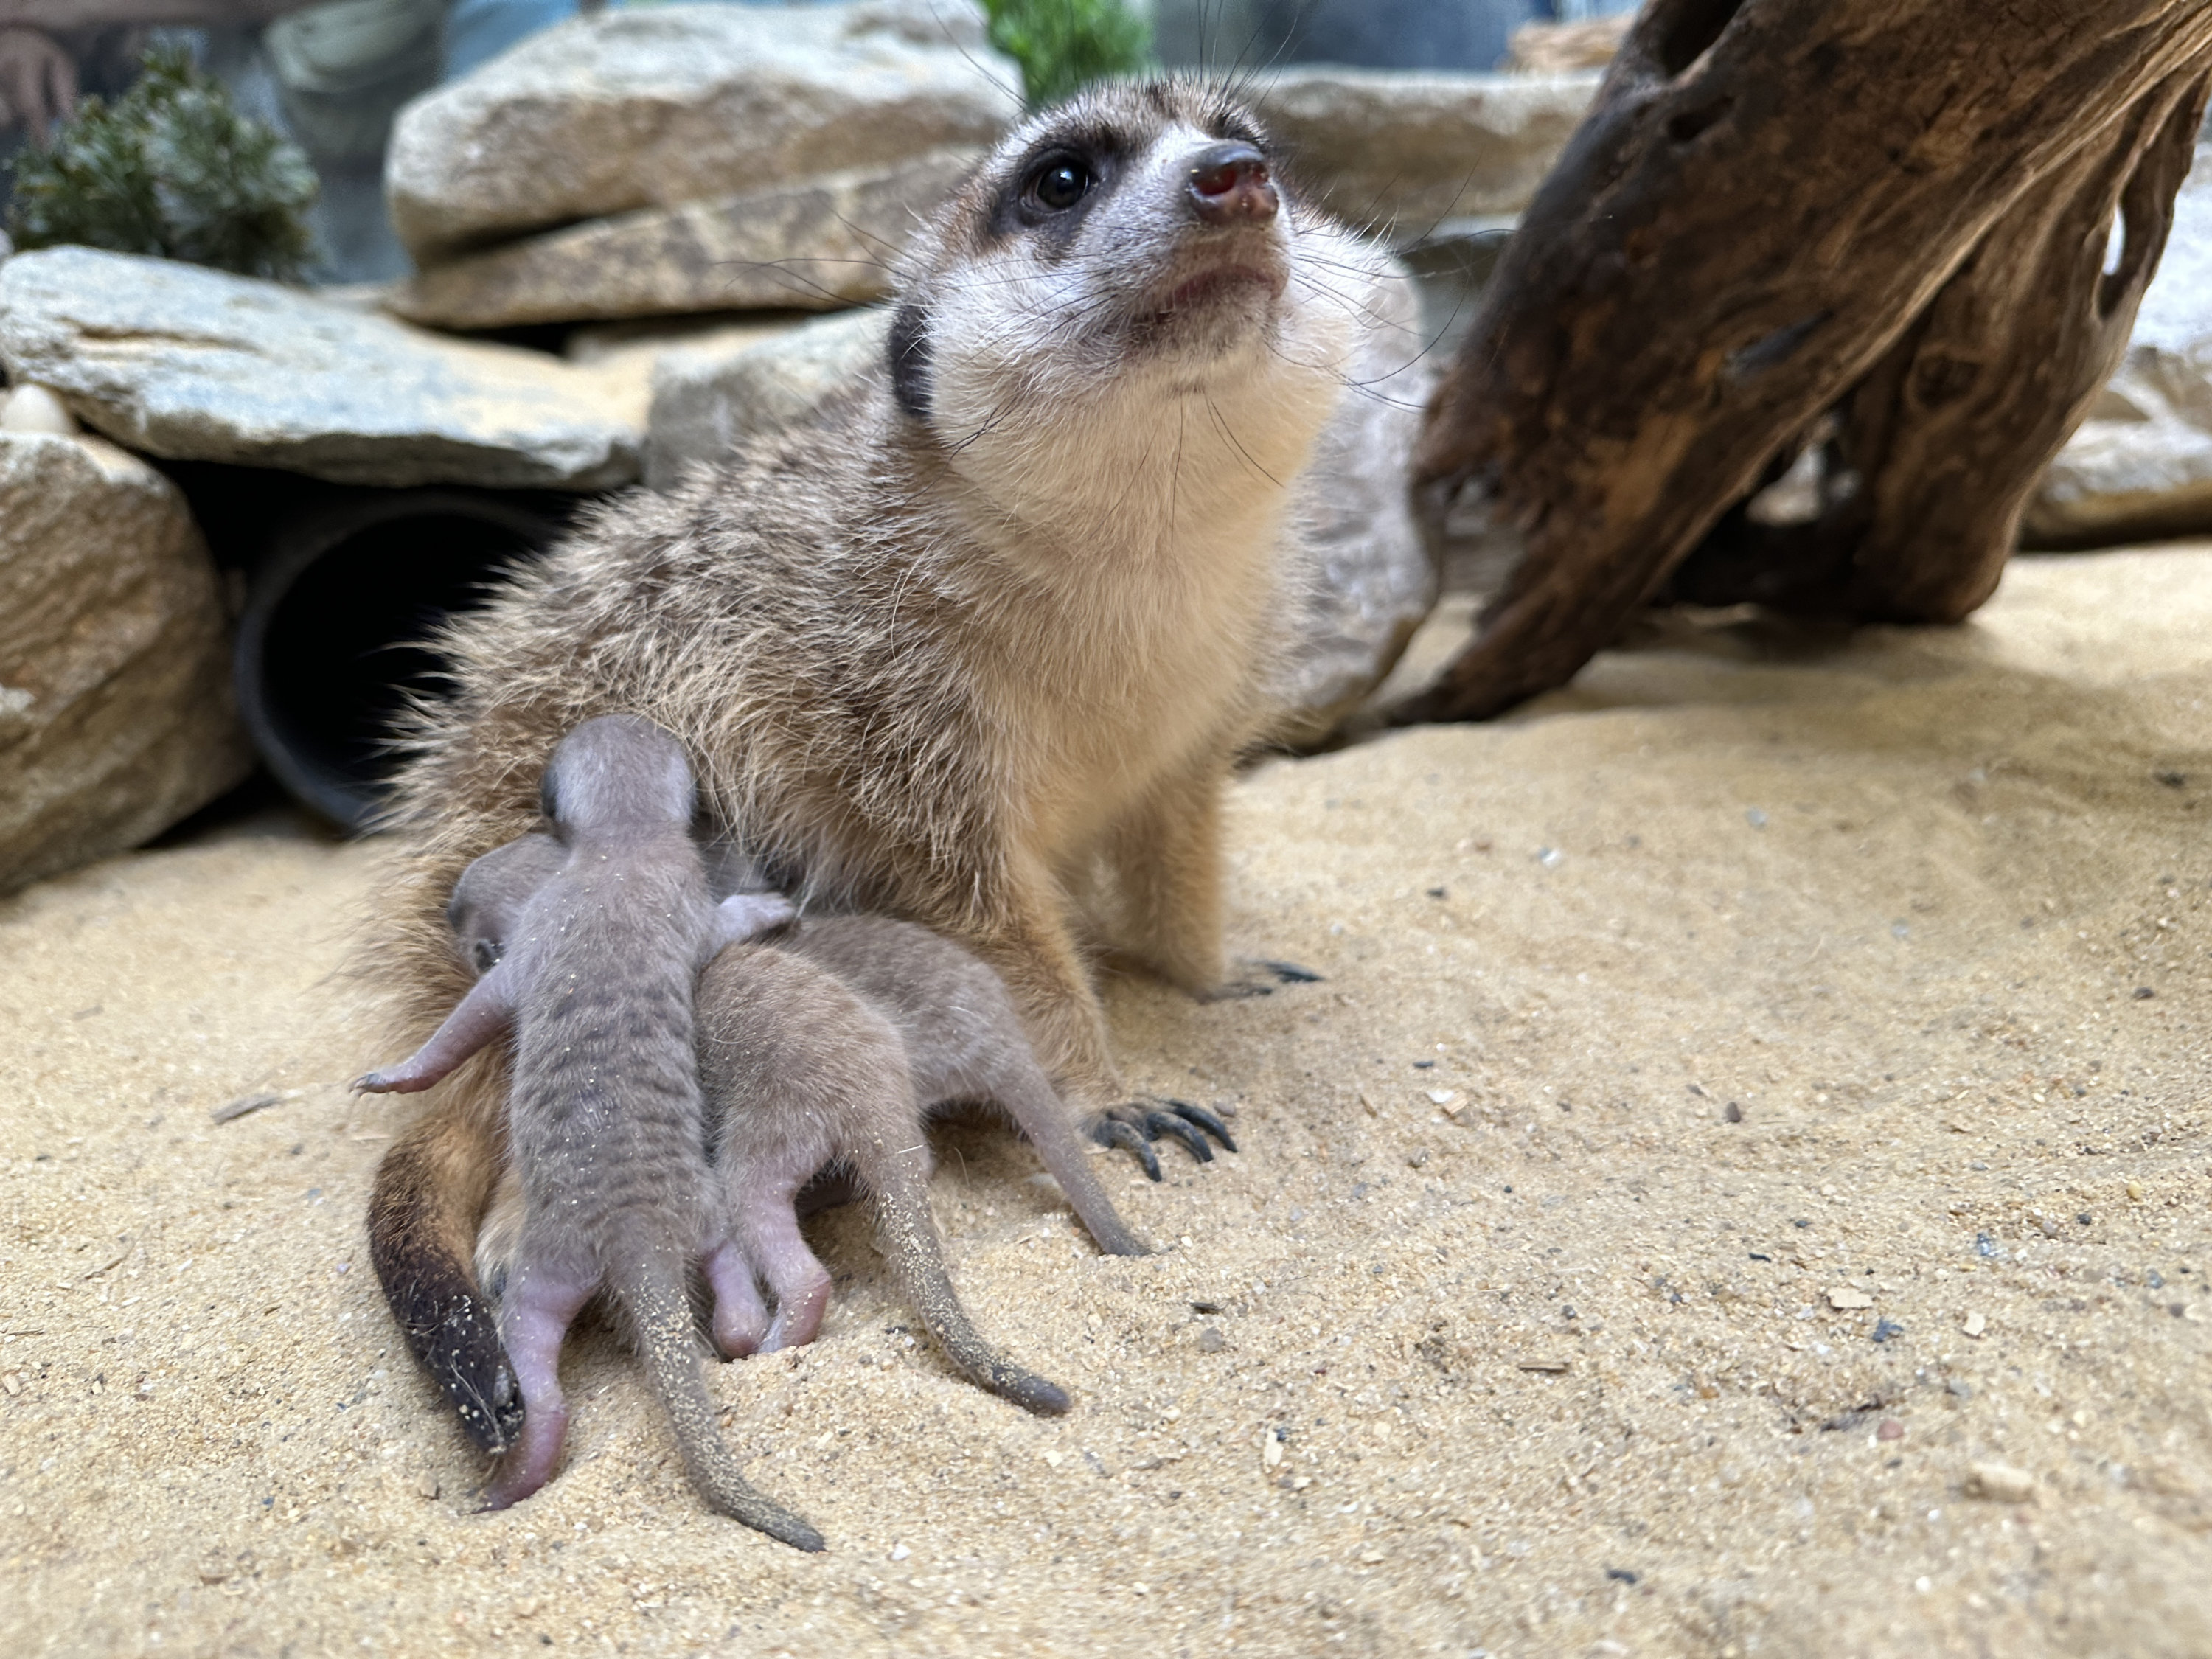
top-left (987, 128), bottom-right (1127, 251)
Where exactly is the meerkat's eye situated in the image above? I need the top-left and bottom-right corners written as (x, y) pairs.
top-left (1027, 156), bottom-right (1092, 212)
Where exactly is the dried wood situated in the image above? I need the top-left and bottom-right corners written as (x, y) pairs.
top-left (1398, 0), bottom-right (2212, 723)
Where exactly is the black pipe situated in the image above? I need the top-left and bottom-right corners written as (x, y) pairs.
top-left (232, 489), bottom-right (560, 830)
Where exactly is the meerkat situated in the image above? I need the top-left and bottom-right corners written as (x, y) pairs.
top-left (362, 78), bottom-right (1380, 1449)
top-left (356, 715), bottom-right (821, 1547)
top-left (425, 834), bottom-right (1102, 1414)
top-left (692, 941), bottom-right (1072, 1416)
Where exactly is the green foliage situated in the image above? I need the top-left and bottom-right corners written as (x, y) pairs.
top-left (7, 46), bottom-right (318, 282)
top-left (984, 0), bottom-right (1154, 109)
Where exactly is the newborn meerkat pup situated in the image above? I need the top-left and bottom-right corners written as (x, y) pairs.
top-left (368, 77), bottom-right (1376, 1445)
top-left (453, 845), bottom-right (1119, 1410)
top-left (358, 716), bottom-right (818, 1548)
top-left (694, 941), bottom-right (1072, 1416)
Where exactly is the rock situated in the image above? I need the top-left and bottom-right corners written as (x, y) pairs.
top-left (1963, 1461), bottom-right (2037, 1504)
top-left (0, 247), bottom-right (642, 490)
top-left (646, 307), bottom-right (890, 489)
top-left (2023, 348), bottom-right (2212, 546)
top-left (1, 384), bottom-right (77, 435)
top-left (0, 433), bottom-right (251, 897)
top-left (391, 149), bottom-right (978, 331)
top-left (386, 0), bottom-right (1018, 265)
top-left (2028, 141), bottom-right (2212, 546)
top-left (1264, 257), bottom-right (1438, 746)
top-left (1503, 17), bottom-right (1632, 74)
top-left (1245, 69), bottom-right (1599, 236)
top-left (1827, 1287), bottom-right (1876, 1310)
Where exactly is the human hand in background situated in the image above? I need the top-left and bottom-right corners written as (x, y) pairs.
top-left (0, 25), bottom-right (74, 142)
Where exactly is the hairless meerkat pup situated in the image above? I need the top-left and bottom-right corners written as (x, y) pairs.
top-left (362, 78), bottom-right (1378, 1448)
top-left (355, 714), bottom-right (821, 1548)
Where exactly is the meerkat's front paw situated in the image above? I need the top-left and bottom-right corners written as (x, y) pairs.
top-left (1203, 958), bottom-right (1324, 1001)
top-left (1085, 1096), bottom-right (1237, 1180)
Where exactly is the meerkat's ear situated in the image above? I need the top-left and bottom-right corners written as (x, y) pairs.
top-left (888, 298), bottom-right (931, 423)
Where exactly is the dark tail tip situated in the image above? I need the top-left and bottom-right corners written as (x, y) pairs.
top-left (741, 1505), bottom-right (827, 1554)
top-left (999, 1369), bottom-right (1073, 1416)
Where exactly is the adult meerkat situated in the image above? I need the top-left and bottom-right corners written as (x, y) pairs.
top-left (364, 78), bottom-right (1380, 1450)
top-left (358, 717), bottom-right (821, 1546)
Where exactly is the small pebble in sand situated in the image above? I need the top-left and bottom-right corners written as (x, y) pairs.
top-left (1723, 1102), bottom-right (1742, 1123)
top-left (1537, 847), bottom-right (1563, 869)
top-left (1877, 1419), bottom-right (1904, 1442)
top-left (1405, 1148), bottom-right (1429, 1169)
top-left (1872, 1318), bottom-right (1905, 1343)
top-left (1962, 1310), bottom-right (1987, 1338)
top-left (891, 1544), bottom-right (911, 1561)
top-left (1964, 1462), bottom-right (2037, 1504)
top-left (1197, 1327), bottom-right (1227, 1354)
top-left (2133, 987), bottom-right (2155, 999)
top-left (2127, 1181), bottom-right (2145, 1202)
top-left (1745, 809), bottom-right (1767, 828)
top-left (415, 1475), bottom-right (439, 1499)
top-left (1425, 1088), bottom-right (1460, 1110)
top-left (1828, 1287), bottom-right (1874, 1310)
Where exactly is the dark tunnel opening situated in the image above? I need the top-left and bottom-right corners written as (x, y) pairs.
top-left (232, 490), bottom-right (562, 830)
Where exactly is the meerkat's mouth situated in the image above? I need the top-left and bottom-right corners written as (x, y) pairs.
top-left (1150, 263), bottom-right (1281, 321)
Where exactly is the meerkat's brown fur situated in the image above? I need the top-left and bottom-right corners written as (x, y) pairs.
top-left (358, 77), bottom-right (1379, 1447)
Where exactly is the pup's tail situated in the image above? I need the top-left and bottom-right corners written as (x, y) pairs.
top-left (622, 1257), bottom-right (826, 1551)
top-left (869, 1147), bottom-right (1071, 1416)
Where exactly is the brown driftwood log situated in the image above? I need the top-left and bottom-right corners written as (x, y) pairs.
top-left (1397, 0), bottom-right (2212, 724)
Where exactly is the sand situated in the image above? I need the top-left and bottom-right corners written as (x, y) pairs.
top-left (3, 546), bottom-right (2209, 1658)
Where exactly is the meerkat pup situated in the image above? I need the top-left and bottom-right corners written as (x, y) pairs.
top-left (358, 715), bottom-right (821, 1548)
top-left (445, 838), bottom-right (1119, 1408)
top-left (366, 78), bottom-right (1377, 1446)
top-left (694, 942), bottom-right (1072, 1416)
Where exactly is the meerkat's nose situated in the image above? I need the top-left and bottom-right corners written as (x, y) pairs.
top-left (1186, 142), bottom-right (1276, 226)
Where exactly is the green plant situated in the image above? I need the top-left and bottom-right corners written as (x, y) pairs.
top-left (984, 0), bottom-right (1154, 109)
top-left (7, 45), bottom-right (318, 282)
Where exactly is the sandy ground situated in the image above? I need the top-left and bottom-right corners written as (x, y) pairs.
top-left (4, 546), bottom-right (2211, 1658)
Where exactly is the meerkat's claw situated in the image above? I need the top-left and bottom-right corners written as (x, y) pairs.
top-left (1088, 1113), bottom-right (1162, 1180)
top-left (1159, 1098), bottom-right (1237, 1154)
top-left (1206, 958), bottom-right (1326, 1001)
top-left (1143, 1108), bottom-right (1214, 1164)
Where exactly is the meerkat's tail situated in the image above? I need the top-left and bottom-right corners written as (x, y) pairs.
top-left (869, 1153), bottom-right (1071, 1416)
top-left (622, 1261), bottom-right (827, 1551)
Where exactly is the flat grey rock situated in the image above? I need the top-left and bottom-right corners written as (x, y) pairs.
top-left (0, 433), bottom-right (251, 896)
top-left (647, 307), bottom-right (891, 489)
top-left (392, 149), bottom-right (979, 331)
top-left (0, 248), bottom-right (643, 490)
top-left (1246, 69), bottom-right (1599, 237)
top-left (386, 0), bottom-right (1018, 264)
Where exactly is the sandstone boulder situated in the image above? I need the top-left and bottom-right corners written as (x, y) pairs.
top-left (2023, 353), bottom-right (2212, 546)
top-left (646, 306), bottom-right (891, 488)
top-left (0, 433), bottom-right (252, 897)
top-left (392, 148), bottom-right (978, 330)
top-left (0, 247), bottom-right (642, 490)
top-left (1265, 259), bottom-right (1439, 746)
top-left (386, 0), bottom-right (1018, 265)
top-left (1245, 69), bottom-right (1599, 236)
